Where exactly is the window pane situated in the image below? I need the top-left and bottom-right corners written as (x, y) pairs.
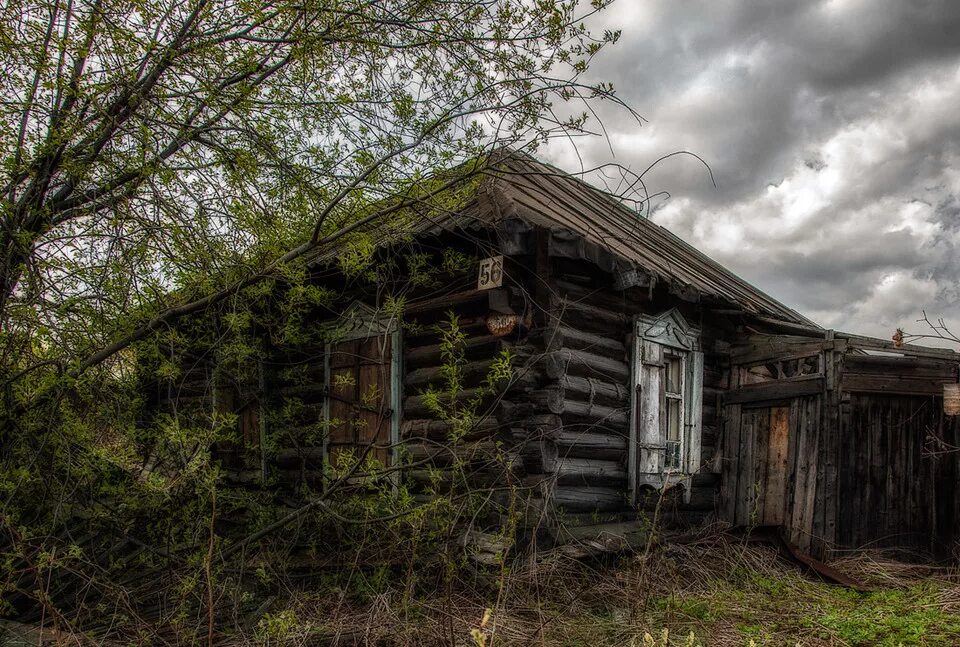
top-left (666, 398), bottom-right (682, 441)
top-left (666, 356), bottom-right (682, 393)
top-left (664, 440), bottom-right (681, 470)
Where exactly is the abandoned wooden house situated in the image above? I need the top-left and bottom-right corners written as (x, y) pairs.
top-left (150, 151), bottom-right (960, 561)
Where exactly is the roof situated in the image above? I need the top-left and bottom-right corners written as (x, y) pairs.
top-left (309, 150), bottom-right (816, 326)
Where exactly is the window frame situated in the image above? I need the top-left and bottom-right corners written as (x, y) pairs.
top-left (319, 302), bottom-right (402, 471)
top-left (629, 309), bottom-right (703, 500)
top-left (662, 349), bottom-right (686, 472)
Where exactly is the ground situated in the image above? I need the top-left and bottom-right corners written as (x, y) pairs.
top-left (2, 533), bottom-right (958, 646)
top-left (240, 533), bottom-right (960, 646)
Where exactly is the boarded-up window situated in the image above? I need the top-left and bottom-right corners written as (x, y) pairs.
top-left (326, 335), bottom-right (394, 470)
top-left (319, 301), bottom-right (401, 474)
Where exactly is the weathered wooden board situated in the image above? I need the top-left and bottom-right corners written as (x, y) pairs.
top-left (835, 393), bottom-right (960, 558)
top-left (764, 406), bottom-right (790, 526)
top-left (328, 336), bottom-right (392, 468)
top-left (725, 378), bottom-right (823, 404)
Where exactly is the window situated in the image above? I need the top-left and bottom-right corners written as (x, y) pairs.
top-left (663, 352), bottom-right (684, 470)
top-left (265, 301), bottom-right (401, 486)
top-left (630, 309), bottom-right (703, 497)
top-left (321, 302), bottom-right (402, 471)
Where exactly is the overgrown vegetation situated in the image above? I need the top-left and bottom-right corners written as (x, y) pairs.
top-left (8, 531), bottom-right (958, 646)
top-left (0, 0), bottom-right (632, 639)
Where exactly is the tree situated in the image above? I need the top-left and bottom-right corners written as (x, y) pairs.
top-left (0, 0), bottom-right (625, 397)
top-left (0, 1), bottom-right (633, 637)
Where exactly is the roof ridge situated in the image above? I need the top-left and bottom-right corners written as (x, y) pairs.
top-left (485, 151), bottom-right (817, 327)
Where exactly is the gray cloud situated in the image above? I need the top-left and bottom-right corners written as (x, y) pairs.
top-left (544, 0), bottom-right (960, 341)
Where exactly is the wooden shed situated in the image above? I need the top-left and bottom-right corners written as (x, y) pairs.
top-left (148, 150), bottom-right (960, 561)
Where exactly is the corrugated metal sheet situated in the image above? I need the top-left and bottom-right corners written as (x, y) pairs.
top-left (308, 151), bottom-right (816, 326)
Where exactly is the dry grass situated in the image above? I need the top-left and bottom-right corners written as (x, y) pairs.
top-left (229, 532), bottom-right (960, 647)
top-left (5, 532), bottom-right (959, 646)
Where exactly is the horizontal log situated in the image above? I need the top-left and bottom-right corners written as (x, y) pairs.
top-left (551, 279), bottom-right (641, 313)
top-left (400, 417), bottom-right (501, 441)
top-left (403, 468), bottom-right (503, 492)
top-left (403, 440), bottom-right (503, 466)
top-left (516, 415), bottom-right (563, 435)
top-left (547, 296), bottom-right (627, 334)
top-left (523, 390), bottom-right (629, 429)
top-left (561, 399), bottom-right (628, 429)
top-left (403, 388), bottom-right (492, 418)
top-left (544, 324), bottom-right (626, 358)
top-left (404, 335), bottom-right (504, 367)
top-left (404, 288), bottom-right (488, 314)
top-left (552, 486), bottom-right (626, 513)
top-left (547, 458), bottom-right (627, 486)
top-left (543, 349), bottom-right (630, 383)
top-left (549, 429), bottom-right (627, 461)
top-left (405, 360), bottom-right (494, 387)
top-left (401, 316), bottom-right (487, 346)
top-left (565, 374), bottom-right (628, 403)
top-left (549, 419), bottom-right (628, 437)
top-left (405, 360), bottom-right (540, 392)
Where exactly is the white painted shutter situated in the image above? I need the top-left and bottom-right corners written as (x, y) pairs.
top-left (636, 339), bottom-right (665, 488)
top-left (685, 350), bottom-right (704, 475)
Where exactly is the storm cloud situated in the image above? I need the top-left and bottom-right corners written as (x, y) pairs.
top-left (543, 0), bottom-right (960, 342)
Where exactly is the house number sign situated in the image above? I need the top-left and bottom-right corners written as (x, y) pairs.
top-left (477, 255), bottom-right (504, 290)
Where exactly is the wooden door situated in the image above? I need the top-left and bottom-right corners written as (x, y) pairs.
top-left (327, 335), bottom-right (393, 470)
top-left (731, 405), bottom-right (791, 527)
top-left (724, 396), bottom-right (822, 551)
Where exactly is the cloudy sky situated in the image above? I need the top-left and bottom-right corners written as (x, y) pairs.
top-left (542, 0), bottom-right (960, 343)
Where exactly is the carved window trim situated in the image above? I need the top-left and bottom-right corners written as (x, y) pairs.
top-left (629, 309), bottom-right (704, 501)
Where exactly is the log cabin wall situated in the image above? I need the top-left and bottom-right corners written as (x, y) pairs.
top-left (395, 224), bottom-right (735, 537)
top-left (259, 231), bottom-right (534, 503)
top-left (399, 284), bottom-right (536, 516)
top-left (512, 243), bottom-right (731, 533)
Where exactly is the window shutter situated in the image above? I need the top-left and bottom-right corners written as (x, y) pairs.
top-left (685, 350), bottom-right (704, 475)
top-left (636, 339), bottom-right (665, 488)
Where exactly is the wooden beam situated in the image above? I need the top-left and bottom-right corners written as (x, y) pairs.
top-left (725, 378), bottom-right (824, 404)
top-left (842, 375), bottom-right (951, 396)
